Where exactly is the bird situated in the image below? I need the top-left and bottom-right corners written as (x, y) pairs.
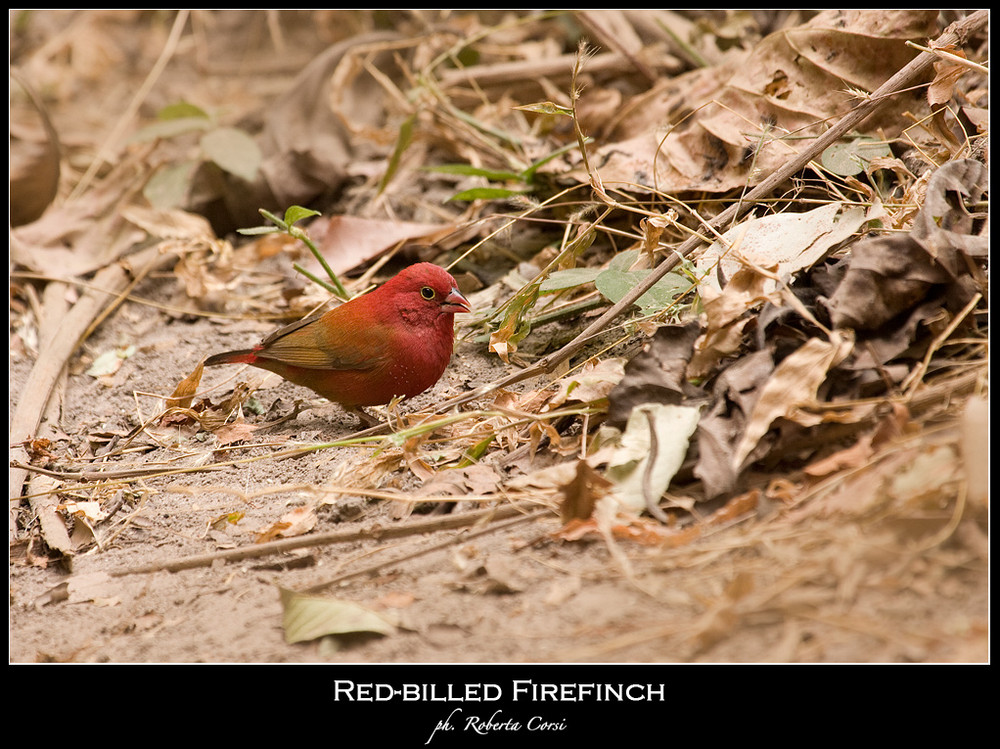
top-left (204, 263), bottom-right (471, 414)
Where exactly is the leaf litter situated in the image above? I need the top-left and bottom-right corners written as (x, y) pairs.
top-left (9, 10), bottom-right (988, 663)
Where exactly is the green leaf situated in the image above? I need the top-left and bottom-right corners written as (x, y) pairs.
top-left (128, 116), bottom-right (213, 143)
top-left (520, 138), bottom-right (588, 182)
top-left (448, 186), bottom-right (530, 202)
top-left (283, 205), bottom-right (320, 226)
top-left (539, 267), bottom-right (601, 293)
top-left (379, 113), bottom-right (416, 194)
top-left (200, 126), bottom-right (261, 182)
top-left (157, 101), bottom-right (211, 120)
top-left (428, 163), bottom-right (524, 182)
top-left (595, 268), bottom-right (694, 313)
top-left (608, 249), bottom-right (640, 271)
top-left (821, 136), bottom-right (893, 176)
top-left (236, 226), bottom-right (279, 236)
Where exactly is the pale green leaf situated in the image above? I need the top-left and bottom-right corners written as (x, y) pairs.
top-left (821, 136), bottom-right (893, 176)
top-left (606, 404), bottom-right (701, 515)
top-left (200, 126), bottom-right (261, 182)
top-left (143, 160), bottom-right (198, 209)
top-left (427, 163), bottom-right (523, 182)
top-left (539, 267), bottom-right (601, 293)
top-left (129, 116), bottom-right (212, 143)
top-left (279, 587), bottom-right (396, 644)
top-left (595, 268), bottom-right (693, 312)
top-left (157, 101), bottom-right (211, 120)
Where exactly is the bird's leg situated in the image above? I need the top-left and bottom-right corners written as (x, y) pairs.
top-left (347, 407), bottom-right (382, 428)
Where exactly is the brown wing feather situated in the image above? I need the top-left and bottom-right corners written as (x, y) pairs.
top-left (256, 307), bottom-right (388, 371)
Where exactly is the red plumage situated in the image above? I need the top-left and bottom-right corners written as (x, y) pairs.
top-left (205, 263), bottom-right (471, 408)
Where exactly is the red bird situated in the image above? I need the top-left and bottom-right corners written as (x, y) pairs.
top-left (205, 263), bottom-right (471, 409)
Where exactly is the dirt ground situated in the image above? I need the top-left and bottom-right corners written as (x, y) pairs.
top-left (9, 11), bottom-right (989, 667)
top-left (8, 255), bottom-right (989, 665)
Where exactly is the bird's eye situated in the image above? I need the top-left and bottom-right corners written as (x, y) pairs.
top-left (420, 286), bottom-right (436, 300)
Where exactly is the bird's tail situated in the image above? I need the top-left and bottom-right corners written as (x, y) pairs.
top-left (205, 349), bottom-right (257, 367)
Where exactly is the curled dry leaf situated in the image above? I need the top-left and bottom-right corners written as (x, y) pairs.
top-left (559, 460), bottom-right (613, 523)
top-left (10, 71), bottom-right (61, 227)
top-left (827, 159), bottom-right (987, 371)
top-left (733, 330), bottom-right (854, 470)
top-left (688, 266), bottom-right (777, 379)
top-left (166, 360), bottom-right (204, 410)
top-left (547, 357), bottom-right (626, 410)
top-left (256, 505), bottom-right (317, 543)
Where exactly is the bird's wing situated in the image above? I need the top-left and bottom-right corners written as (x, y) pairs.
top-left (257, 309), bottom-right (387, 371)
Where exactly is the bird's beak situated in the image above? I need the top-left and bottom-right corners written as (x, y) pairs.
top-left (443, 287), bottom-right (472, 313)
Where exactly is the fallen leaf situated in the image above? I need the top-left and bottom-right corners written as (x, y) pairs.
top-left (733, 331), bottom-right (854, 469)
top-left (85, 345), bottom-right (135, 377)
top-left (559, 460), bottom-right (613, 522)
top-left (548, 357), bottom-right (626, 409)
top-left (279, 587), bottom-right (396, 644)
top-left (35, 571), bottom-right (119, 607)
top-left (166, 360), bottom-right (204, 409)
top-left (607, 321), bottom-right (702, 427)
top-left (213, 419), bottom-right (259, 446)
top-left (256, 506), bottom-right (317, 543)
top-left (564, 10), bottom-right (937, 194)
top-left (453, 555), bottom-right (529, 595)
top-left (694, 349), bottom-right (775, 498)
top-left (308, 214), bottom-right (463, 276)
top-left (606, 403), bottom-right (701, 515)
top-left (695, 202), bottom-right (867, 293)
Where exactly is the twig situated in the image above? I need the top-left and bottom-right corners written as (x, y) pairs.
top-left (904, 40), bottom-right (990, 74)
top-left (300, 510), bottom-right (544, 593)
top-left (642, 409), bottom-right (670, 523)
top-left (110, 503), bottom-right (542, 576)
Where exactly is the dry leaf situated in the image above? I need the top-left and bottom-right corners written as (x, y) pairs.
top-left (309, 214), bottom-right (463, 276)
top-left (559, 460), bottom-right (613, 522)
top-left (606, 403), bottom-right (701, 515)
top-left (257, 506), bottom-right (318, 543)
top-left (733, 331), bottom-right (854, 469)
top-left (695, 203), bottom-right (867, 293)
top-left (213, 419), bottom-right (259, 446)
top-left (167, 360), bottom-right (204, 410)
top-left (280, 587), bottom-right (396, 643)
